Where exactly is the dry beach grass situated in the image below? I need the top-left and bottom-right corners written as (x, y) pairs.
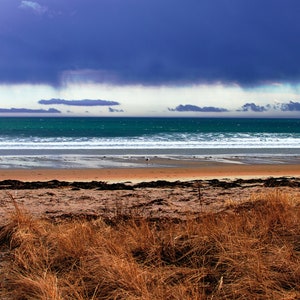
top-left (0, 190), bottom-right (300, 299)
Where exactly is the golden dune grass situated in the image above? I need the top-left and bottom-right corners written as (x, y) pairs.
top-left (0, 191), bottom-right (300, 299)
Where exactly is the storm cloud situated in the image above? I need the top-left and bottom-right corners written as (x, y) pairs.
top-left (280, 101), bottom-right (300, 111)
top-left (238, 103), bottom-right (271, 113)
top-left (108, 107), bottom-right (124, 113)
top-left (168, 104), bottom-right (228, 113)
top-left (0, 108), bottom-right (60, 113)
top-left (39, 99), bottom-right (120, 106)
top-left (1, 0), bottom-right (300, 86)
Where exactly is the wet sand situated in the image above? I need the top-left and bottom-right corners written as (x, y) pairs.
top-left (0, 162), bottom-right (300, 183)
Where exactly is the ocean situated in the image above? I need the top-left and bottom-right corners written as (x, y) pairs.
top-left (0, 117), bottom-right (300, 169)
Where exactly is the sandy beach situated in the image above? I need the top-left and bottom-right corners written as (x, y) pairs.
top-left (1, 162), bottom-right (300, 183)
top-left (0, 162), bottom-right (300, 225)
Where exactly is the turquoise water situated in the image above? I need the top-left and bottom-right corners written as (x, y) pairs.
top-left (0, 117), bottom-right (299, 168)
top-left (1, 117), bottom-right (300, 137)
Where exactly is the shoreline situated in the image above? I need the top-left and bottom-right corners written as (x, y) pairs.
top-left (0, 163), bottom-right (300, 183)
top-left (1, 153), bottom-right (300, 170)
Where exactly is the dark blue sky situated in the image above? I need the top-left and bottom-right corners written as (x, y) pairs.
top-left (1, 1), bottom-right (300, 116)
top-left (1, 0), bottom-right (300, 86)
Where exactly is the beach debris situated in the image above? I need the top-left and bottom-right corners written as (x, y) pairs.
top-left (0, 180), bottom-right (133, 190)
top-left (0, 177), bottom-right (299, 192)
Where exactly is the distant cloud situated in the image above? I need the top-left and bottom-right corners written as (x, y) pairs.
top-left (280, 101), bottom-right (300, 111)
top-left (39, 99), bottom-right (120, 106)
top-left (168, 104), bottom-right (228, 112)
top-left (235, 101), bottom-right (300, 113)
top-left (108, 107), bottom-right (124, 113)
top-left (0, 108), bottom-right (60, 114)
top-left (237, 103), bottom-right (270, 112)
top-left (19, 1), bottom-right (48, 15)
